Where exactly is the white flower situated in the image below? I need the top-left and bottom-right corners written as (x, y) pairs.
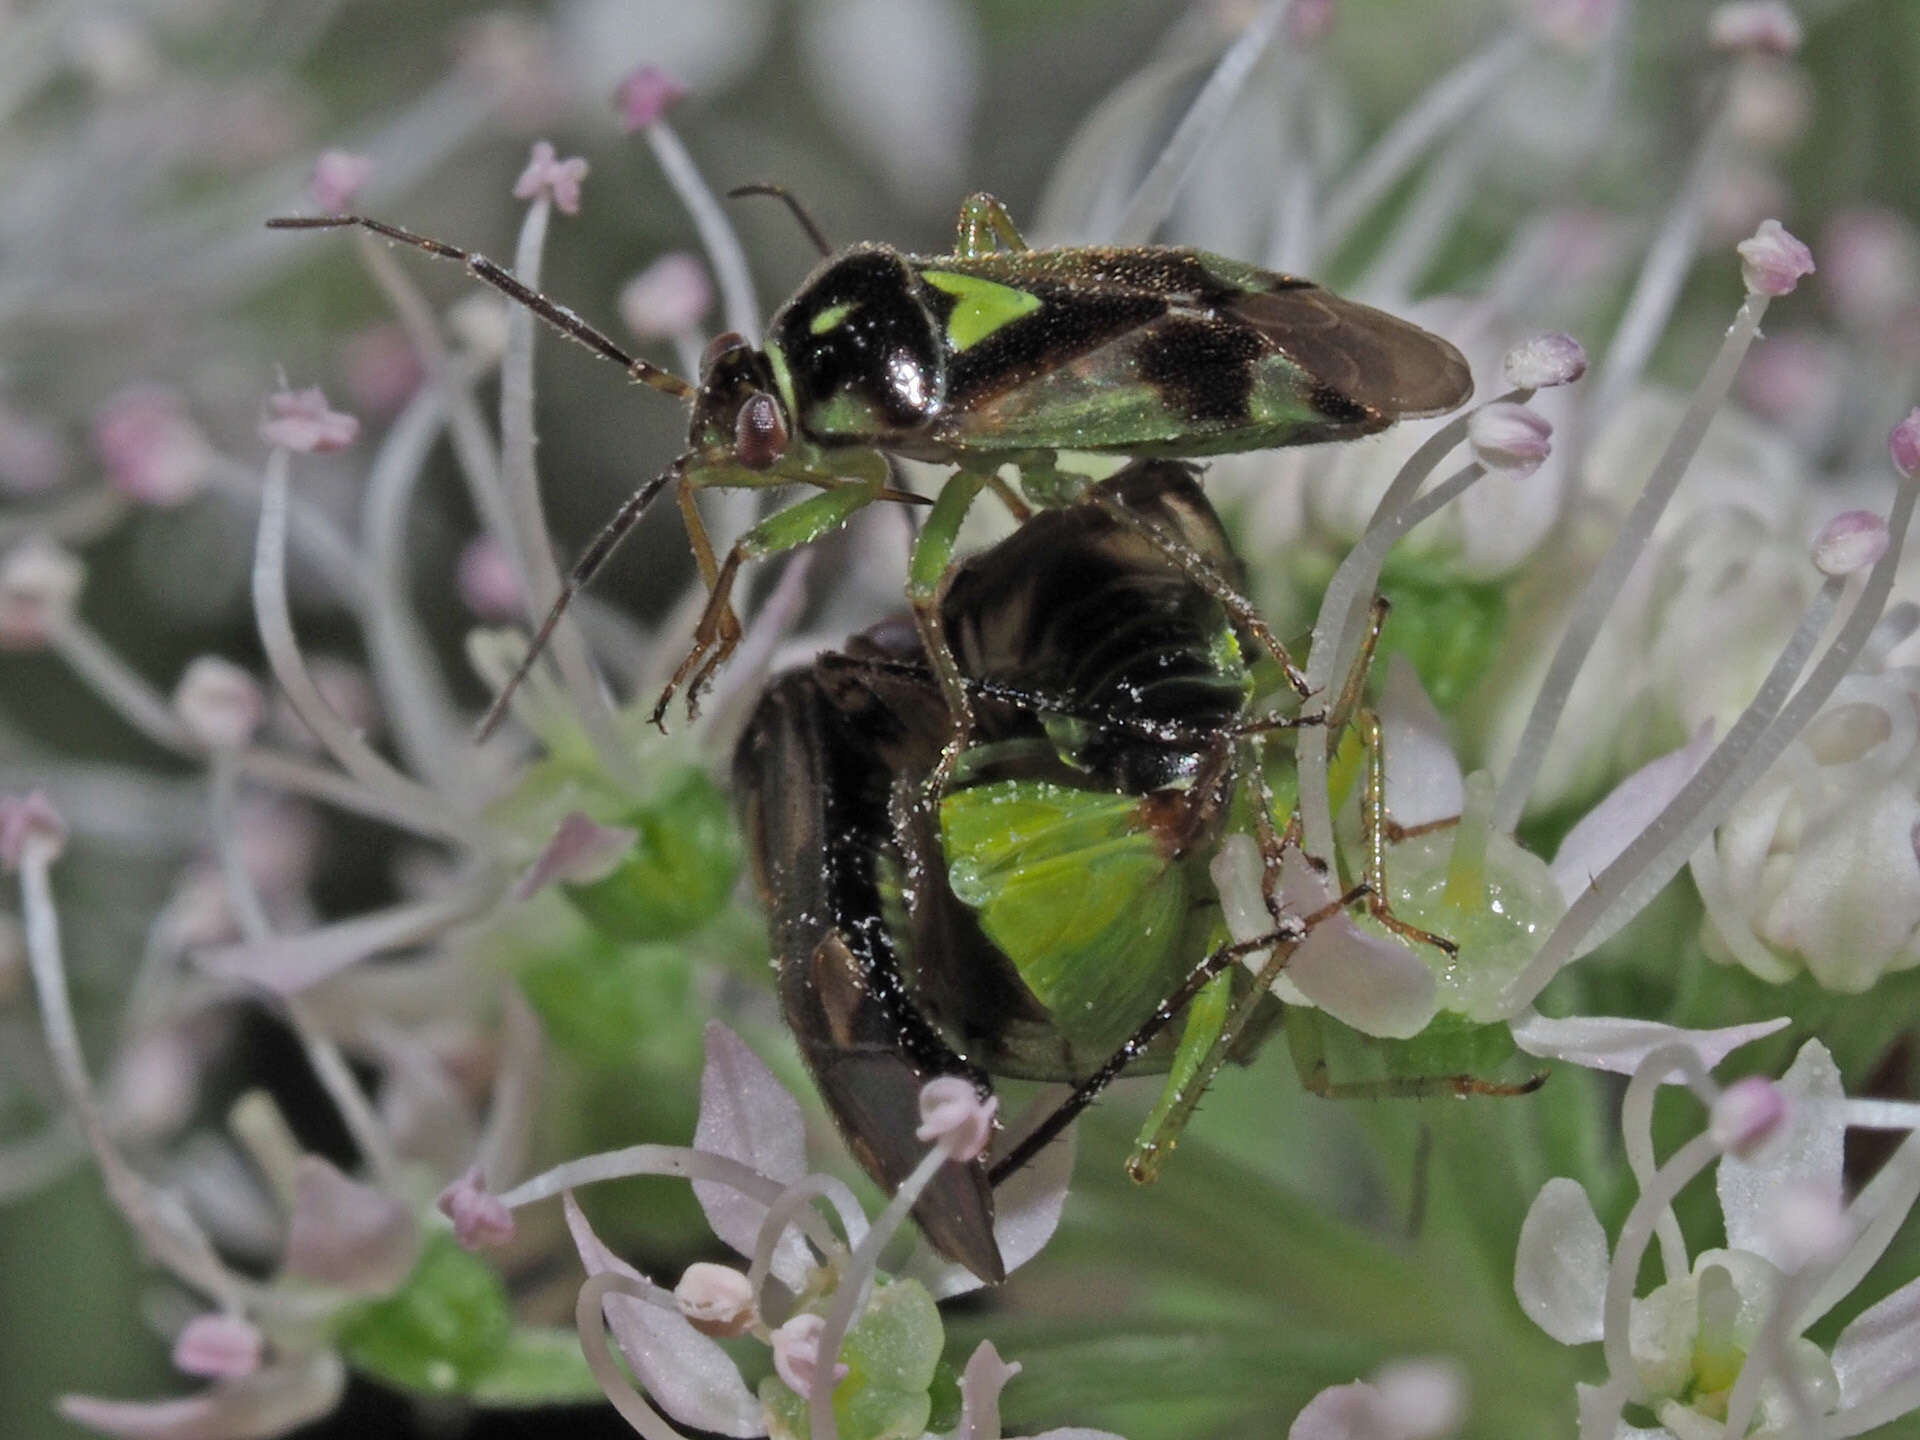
top-left (1515, 1039), bottom-right (1920, 1440)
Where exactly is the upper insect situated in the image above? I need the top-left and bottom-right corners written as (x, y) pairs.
top-left (266, 191), bottom-right (1471, 741)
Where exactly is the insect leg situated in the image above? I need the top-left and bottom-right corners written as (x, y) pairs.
top-left (1354, 707), bottom-right (1458, 957)
top-left (652, 477), bottom-right (886, 726)
top-left (1088, 490), bottom-right (1312, 698)
top-left (952, 192), bottom-right (1030, 258)
top-left (475, 459), bottom-right (683, 742)
top-left (1288, 1007), bottom-right (1547, 1099)
top-left (986, 927), bottom-right (1298, 1188)
top-left (675, 479), bottom-right (745, 672)
top-left (906, 471), bottom-right (992, 793)
top-left (265, 215), bottom-right (696, 399)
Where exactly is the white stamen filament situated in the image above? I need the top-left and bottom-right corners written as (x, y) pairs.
top-left (644, 122), bottom-right (761, 345)
top-left (48, 616), bottom-right (198, 754)
top-left (1801, 1128), bottom-right (1920, 1327)
top-left (810, 1142), bottom-right (951, 1440)
top-left (359, 381), bottom-right (466, 791)
top-left (498, 1145), bottom-right (847, 1260)
top-left (208, 752), bottom-right (401, 1187)
top-left (503, 198), bottom-right (640, 788)
top-left (1494, 288), bottom-right (1774, 834)
top-left (1110, 0), bottom-right (1291, 245)
top-left (1599, 1131), bottom-right (1721, 1405)
top-left (575, 1270), bottom-right (691, 1440)
top-left (1620, 1042), bottom-right (1719, 1283)
top-left (16, 826), bottom-right (251, 1310)
top-left (232, 747), bottom-right (467, 842)
top-left (1299, 395), bottom-right (1525, 859)
top-left (1318, 28), bottom-right (1533, 255)
top-left (253, 449), bottom-right (461, 829)
top-left (749, 1172), bottom-right (870, 1321)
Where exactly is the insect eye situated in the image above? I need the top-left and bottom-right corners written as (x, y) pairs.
top-left (735, 392), bottom-right (789, 468)
top-left (700, 330), bottom-right (749, 374)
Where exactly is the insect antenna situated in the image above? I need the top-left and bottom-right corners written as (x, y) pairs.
top-left (474, 458), bottom-right (685, 742)
top-left (726, 183), bottom-right (834, 258)
top-left (265, 215), bottom-right (697, 399)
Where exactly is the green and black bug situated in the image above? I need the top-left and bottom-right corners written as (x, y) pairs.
top-left (735, 459), bottom-right (1475, 1282)
top-left (266, 193), bottom-right (1472, 744)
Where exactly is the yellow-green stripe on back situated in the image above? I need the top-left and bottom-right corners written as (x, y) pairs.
top-left (921, 270), bottom-right (1043, 352)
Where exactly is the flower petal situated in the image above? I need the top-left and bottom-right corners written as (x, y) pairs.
top-left (1832, 1273), bottom-right (1920, 1412)
top-left (692, 1022), bottom-right (811, 1287)
top-left (1508, 1009), bottom-right (1789, 1077)
top-left (562, 1193), bottom-right (762, 1437)
top-left (1717, 1039), bottom-right (1846, 1269)
top-left (59, 1352), bottom-right (345, 1440)
top-left (1514, 1178), bottom-right (1609, 1344)
top-left (954, 1340), bottom-right (1022, 1440)
top-left (1379, 656), bottom-right (1463, 829)
top-left (281, 1157), bottom-right (417, 1294)
top-left (1278, 851), bottom-right (1437, 1039)
top-left (1552, 724), bottom-right (1714, 910)
top-left (923, 1113), bottom-right (1076, 1301)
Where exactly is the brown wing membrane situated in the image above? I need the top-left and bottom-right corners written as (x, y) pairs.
top-left (1229, 284), bottom-right (1474, 418)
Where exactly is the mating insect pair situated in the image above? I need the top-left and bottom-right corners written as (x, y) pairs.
top-left (267, 190), bottom-right (1471, 751)
top-left (736, 459), bottom-right (1482, 1284)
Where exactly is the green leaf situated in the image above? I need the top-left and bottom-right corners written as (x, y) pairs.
top-left (465, 1327), bottom-right (605, 1407)
top-left (515, 931), bottom-right (700, 1073)
top-left (338, 1233), bottom-right (512, 1397)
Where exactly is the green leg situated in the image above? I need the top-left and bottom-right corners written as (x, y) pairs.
top-left (907, 470), bottom-right (990, 791)
top-left (652, 477), bottom-right (883, 725)
top-left (953, 192), bottom-right (1029, 258)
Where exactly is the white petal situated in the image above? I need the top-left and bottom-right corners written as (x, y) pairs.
top-left (1718, 1039), bottom-right (1846, 1270)
top-left (1832, 1273), bottom-right (1920, 1411)
top-left (1552, 724), bottom-right (1714, 909)
top-left (800, 0), bottom-right (979, 209)
top-left (1020, 1432), bottom-right (1130, 1440)
top-left (692, 1022), bottom-right (812, 1288)
top-left (1574, 1379), bottom-right (1672, 1440)
top-left (1514, 1178), bottom-right (1609, 1344)
top-left (563, 1193), bottom-right (763, 1437)
top-left (1379, 656), bottom-right (1463, 829)
top-left (1279, 851), bottom-right (1437, 1038)
top-left (923, 1119), bottom-right (1076, 1301)
top-left (1288, 1381), bottom-right (1372, 1440)
top-left (58, 1353), bottom-right (345, 1440)
top-left (1508, 1009), bottom-right (1789, 1077)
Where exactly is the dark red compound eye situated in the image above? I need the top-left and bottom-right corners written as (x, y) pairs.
top-left (735, 392), bottom-right (789, 469)
top-left (700, 330), bottom-right (748, 373)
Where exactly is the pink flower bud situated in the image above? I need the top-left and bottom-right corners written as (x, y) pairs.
top-left (1526, 0), bottom-right (1620, 51)
top-left (1821, 208), bottom-right (1920, 334)
top-left (0, 791), bottom-right (68, 871)
top-left (771, 1314), bottom-right (848, 1400)
top-left (456, 536), bottom-right (524, 621)
top-left (436, 1166), bottom-right (517, 1251)
top-left (1708, 2), bottom-right (1803, 55)
top-left (1758, 1181), bottom-right (1851, 1272)
top-left (1811, 510), bottom-right (1889, 577)
top-left (343, 325), bottom-right (424, 418)
top-left (1891, 409), bottom-right (1920, 480)
top-left (614, 66), bottom-right (686, 132)
top-left (172, 1313), bottom-right (264, 1379)
top-left (513, 812), bottom-right (639, 900)
top-left (1736, 217), bottom-right (1815, 297)
top-left (512, 140), bottom-right (589, 217)
top-left (1708, 1075), bottom-right (1788, 1158)
top-left (618, 252), bottom-right (714, 340)
top-left (308, 150), bottom-right (373, 213)
top-left (0, 402), bottom-right (68, 496)
top-left (1503, 332), bottom-right (1588, 389)
top-left (0, 537), bottom-right (83, 649)
top-left (1286, 0), bottom-right (1337, 45)
top-left (94, 386), bottom-right (210, 506)
top-left (174, 656), bottom-right (264, 751)
top-left (915, 1075), bottom-right (997, 1163)
top-left (1467, 402), bottom-right (1553, 474)
top-left (259, 386), bottom-right (359, 454)
top-left (674, 1262), bottom-right (756, 1338)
